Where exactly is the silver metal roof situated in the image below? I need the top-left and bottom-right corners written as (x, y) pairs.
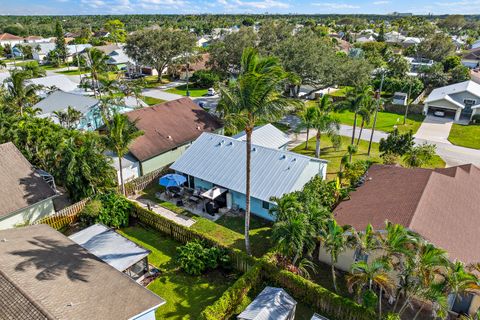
top-left (29, 75), bottom-right (79, 93)
top-left (69, 223), bottom-right (150, 272)
top-left (34, 90), bottom-right (99, 115)
top-left (233, 124), bottom-right (291, 149)
top-left (170, 133), bottom-right (327, 202)
top-left (311, 314), bottom-right (330, 320)
top-left (237, 287), bottom-right (297, 320)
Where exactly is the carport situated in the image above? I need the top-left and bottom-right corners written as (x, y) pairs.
top-left (425, 105), bottom-right (457, 120)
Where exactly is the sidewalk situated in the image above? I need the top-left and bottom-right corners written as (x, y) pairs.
top-left (132, 198), bottom-right (196, 227)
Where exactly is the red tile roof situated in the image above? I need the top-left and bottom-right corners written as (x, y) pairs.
top-left (0, 33), bottom-right (23, 41)
top-left (334, 164), bottom-right (480, 264)
top-left (126, 98), bottom-right (223, 161)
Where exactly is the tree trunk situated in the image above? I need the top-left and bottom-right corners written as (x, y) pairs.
top-left (357, 120), bottom-right (365, 145)
top-left (352, 111), bottom-right (358, 145)
top-left (118, 154), bottom-right (125, 196)
top-left (378, 287), bottom-right (383, 320)
top-left (315, 131), bottom-right (321, 158)
top-left (412, 303), bottom-right (424, 320)
top-left (304, 126), bottom-right (310, 150)
top-left (244, 128), bottom-right (252, 256)
top-left (331, 257), bottom-right (338, 292)
top-left (404, 104), bottom-right (410, 125)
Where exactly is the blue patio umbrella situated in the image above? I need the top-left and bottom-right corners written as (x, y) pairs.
top-left (159, 174), bottom-right (187, 188)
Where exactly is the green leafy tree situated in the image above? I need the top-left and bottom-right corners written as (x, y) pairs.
top-left (387, 54), bottom-right (410, 78)
top-left (450, 65), bottom-right (471, 83)
top-left (102, 112), bottom-right (143, 195)
top-left (126, 28), bottom-right (196, 82)
top-left (417, 33), bottom-right (456, 62)
top-left (104, 19), bottom-right (127, 44)
top-left (22, 61), bottom-right (46, 78)
top-left (403, 143), bottom-right (436, 168)
top-left (379, 128), bottom-right (414, 163)
top-left (443, 55), bottom-right (462, 72)
top-left (54, 20), bottom-right (67, 63)
top-left (217, 48), bottom-right (292, 255)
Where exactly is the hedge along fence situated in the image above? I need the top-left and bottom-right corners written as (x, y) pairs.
top-left (33, 197), bottom-right (90, 230)
top-left (200, 258), bottom-right (376, 320)
top-left (130, 201), bottom-right (256, 273)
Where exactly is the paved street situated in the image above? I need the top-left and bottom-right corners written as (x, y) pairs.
top-left (142, 87), bottom-right (183, 101)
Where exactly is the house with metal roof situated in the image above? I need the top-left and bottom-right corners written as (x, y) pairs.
top-left (237, 286), bottom-right (297, 320)
top-left (233, 124), bottom-right (291, 150)
top-left (423, 80), bottom-right (480, 121)
top-left (170, 133), bottom-right (327, 221)
top-left (28, 74), bottom-right (81, 96)
top-left (69, 224), bottom-right (151, 281)
top-left (0, 224), bottom-right (165, 320)
top-left (0, 142), bottom-right (57, 230)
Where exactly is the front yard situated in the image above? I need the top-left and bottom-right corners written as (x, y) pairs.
top-left (141, 95), bottom-right (166, 106)
top-left (448, 124), bottom-right (480, 149)
top-left (118, 225), bottom-right (238, 320)
top-left (292, 135), bottom-right (445, 180)
top-left (166, 84), bottom-right (208, 97)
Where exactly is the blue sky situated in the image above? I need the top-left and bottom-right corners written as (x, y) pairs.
top-left (1, 0), bottom-right (477, 15)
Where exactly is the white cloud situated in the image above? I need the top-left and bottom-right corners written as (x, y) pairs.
top-left (217, 0), bottom-right (289, 10)
top-left (312, 2), bottom-right (360, 9)
top-left (80, 0), bottom-right (107, 8)
top-left (373, 0), bottom-right (389, 4)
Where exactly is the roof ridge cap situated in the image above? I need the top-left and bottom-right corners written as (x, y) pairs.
top-left (408, 169), bottom-right (435, 228)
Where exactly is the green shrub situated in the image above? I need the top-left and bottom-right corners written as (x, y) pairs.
top-left (95, 192), bottom-right (132, 228)
top-left (383, 313), bottom-right (401, 320)
top-left (177, 241), bottom-right (230, 275)
top-left (472, 114), bottom-right (480, 124)
top-left (191, 70), bottom-right (220, 88)
top-left (79, 199), bottom-right (103, 227)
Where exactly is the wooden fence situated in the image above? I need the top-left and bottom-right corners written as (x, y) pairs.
top-left (124, 167), bottom-right (170, 197)
top-left (131, 202), bottom-right (255, 273)
top-left (33, 198), bottom-right (90, 230)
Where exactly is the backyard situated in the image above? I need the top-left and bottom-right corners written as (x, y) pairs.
top-left (448, 124), bottom-right (480, 149)
top-left (118, 225), bottom-right (238, 320)
top-left (139, 183), bottom-right (273, 258)
top-left (166, 84), bottom-right (208, 97)
top-left (292, 135), bottom-right (445, 180)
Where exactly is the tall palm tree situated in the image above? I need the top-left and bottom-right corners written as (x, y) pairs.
top-left (3, 69), bottom-right (39, 116)
top-left (102, 112), bottom-right (143, 195)
top-left (53, 106), bottom-right (82, 129)
top-left (217, 47), bottom-right (293, 255)
top-left (347, 259), bottom-right (395, 318)
top-left (298, 104), bottom-right (317, 150)
top-left (318, 219), bottom-right (352, 292)
top-left (356, 96), bottom-right (374, 145)
top-left (311, 95), bottom-right (340, 158)
top-left (84, 48), bottom-right (110, 98)
top-left (23, 61), bottom-right (46, 78)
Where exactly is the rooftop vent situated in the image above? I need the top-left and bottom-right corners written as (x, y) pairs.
top-left (252, 147), bottom-right (257, 152)
top-left (197, 125), bottom-right (201, 130)
top-left (280, 155), bottom-right (287, 160)
top-left (167, 135), bottom-right (172, 140)
top-left (228, 141), bottom-right (234, 146)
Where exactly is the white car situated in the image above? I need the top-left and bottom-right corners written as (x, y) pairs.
top-left (434, 110), bottom-right (445, 117)
top-left (207, 88), bottom-right (216, 96)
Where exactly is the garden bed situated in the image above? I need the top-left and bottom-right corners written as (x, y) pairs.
top-left (118, 225), bottom-right (238, 320)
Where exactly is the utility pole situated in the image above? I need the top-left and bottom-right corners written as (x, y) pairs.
top-left (368, 70), bottom-right (385, 156)
top-left (403, 79), bottom-right (413, 125)
top-left (185, 62), bottom-right (190, 97)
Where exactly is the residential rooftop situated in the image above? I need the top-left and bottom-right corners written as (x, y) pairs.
top-left (34, 91), bottom-right (99, 115)
top-left (233, 124), bottom-right (291, 149)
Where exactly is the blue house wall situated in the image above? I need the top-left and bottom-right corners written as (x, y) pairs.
top-left (192, 177), bottom-right (275, 221)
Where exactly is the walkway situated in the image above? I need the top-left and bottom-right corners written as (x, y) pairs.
top-left (132, 198), bottom-right (196, 227)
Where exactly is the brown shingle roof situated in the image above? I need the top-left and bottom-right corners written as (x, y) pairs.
top-left (0, 225), bottom-right (165, 320)
top-left (0, 33), bottom-right (23, 41)
top-left (126, 98), bottom-right (223, 161)
top-left (0, 142), bottom-right (56, 218)
top-left (334, 164), bottom-right (480, 264)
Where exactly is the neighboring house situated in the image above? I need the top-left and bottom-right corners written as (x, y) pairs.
top-left (0, 33), bottom-right (24, 46)
top-left (461, 48), bottom-right (480, 69)
top-left (392, 92), bottom-right (408, 106)
top-left (322, 164), bottom-right (480, 316)
top-left (105, 150), bottom-right (141, 185)
top-left (405, 57), bottom-right (434, 76)
top-left (175, 53), bottom-right (210, 80)
top-left (402, 37), bottom-right (422, 47)
top-left (356, 35), bottom-right (375, 43)
top-left (24, 35), bottom-right (52, 43)
top-left (0, 225), bottom-right (165, 320)
top-left (107, 48), bottom-right (134, 70)
top-left (385, 31), bottom-right (406, 44)
top-left (237, 287), bottom-right (297, 320)
top-left (233, 124), bottom-right (291, 150)
top-left (28, 74), bottom-right (81, 96)
top-left (196, 36), bottom-right (210, 48)
top-left (26, 42), bottom-right (91, 62)
top-left (171, 132), bottom-right (327, 221)
top-left (122, 97), bottom-right (223, 176)
top-left (0, 142), bottom-right (57, 229)
top-left (94, 44), bottom-right (122, 55)
top-left (472, 39), bottom-right (480, 50)
top-left (69, 223), bottom-right (151, 281)
top-left (423, 80), bottom-right (480, 121)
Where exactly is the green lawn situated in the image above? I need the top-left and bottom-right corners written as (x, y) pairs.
top-left (448, 124), bottom-right (480, 149)
top-left (143, 76), bottom-right (171, 88)
top-left (139, 183), bottom-right (273, 257)
top-left (56, 69), bottom-right (88, 75)
top-left (42, 64), bottom-right (68, 71)
top-left (166, 84), bottom-right (208, 97)
top-left (292, 135), bottom-right (445, 180)
top-left (142, 96), bottom-right (166, 106)
top-left (118, 225), bottom-right (237, 320)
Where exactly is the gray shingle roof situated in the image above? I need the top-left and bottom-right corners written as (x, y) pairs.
top-left (425, 80), bottom-right (480, 105)
top-left (69, 224), bottom-right (150, 272)
top-left (170, 133), bottom-right (327, 202)
top-left (237, 287), bottom-right (297, 320)
top-left (34, 91), bottom-right (99, 115)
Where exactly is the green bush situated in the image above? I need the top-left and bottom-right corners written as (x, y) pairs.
top-left (79, 199), bottom-right (103, 227)
top-left (95, 192), bottom-right (132, 228)
top-left (471, 114), bottom-right (480, 124)
top-left (177, 241), bottom-right (230, 275)
top-left (191, 70), bottom-right (220, 88)
top-left (383, 313), bottom-right (401, 320)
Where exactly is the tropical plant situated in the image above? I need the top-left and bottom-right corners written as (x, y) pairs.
top-left (2, 69), bottom-right (39, 116)
top-left (22, 61), bottom-right (46, 78)
top-left (53, 106), bottom-right (82, 129)
top-left (217, 47), bottom-right (294, 255)
top-left (82, 47), bottom-right (110, 97)
top-left (298, 104), bottom-right (317, 150)
top-left (379, 128), bottom-right (414, 162)
top-left (403, 143), bottom-right (436, 168)
top-left (311, 95), bottom-right (340, 158)
top-left (102, 112), bottom-right (143, 195)
top-left (176, 240), bottom-right (230, 275)
top-left (94, 192), bottom-right (132, 228)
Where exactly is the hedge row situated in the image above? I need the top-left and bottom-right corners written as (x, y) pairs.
top-left (200, 263), bottom-right (263, 320)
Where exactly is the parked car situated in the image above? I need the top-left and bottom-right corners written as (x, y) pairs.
top-left (434, 110), bottom-right (445, 117)
top-left (207, 88), bottom-right (216, 96)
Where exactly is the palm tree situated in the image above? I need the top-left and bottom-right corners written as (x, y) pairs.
top-left (83, 48), bottom-right (110, 98)
top-left (102, 112), bottom-right (143, 195)
top-left (347, 259), bottom-right (395, 318)
top-left (311, 95), bottom-right (340, 158)
top-left (353, 224), bottom-right (381, 258)
top-left (53, 106), bottom-right (82, 129)
top-left (318, 219), bottom-right (352, 292)
top-left (356, 96), bottom-right (374, 145)
top-left (3, 69), bottom-right (39, 116)
top-left (217, 47), bottom-right (293, 255)
top-left (298, 104), bottom-right (317, 150)
top-left (23, 61), bottom-right (46, 78)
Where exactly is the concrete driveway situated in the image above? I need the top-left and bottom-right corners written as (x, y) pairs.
top-left (414, 115), bottom-right (453, 144)
top-left (142, 88), bottom-right (183, 101)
